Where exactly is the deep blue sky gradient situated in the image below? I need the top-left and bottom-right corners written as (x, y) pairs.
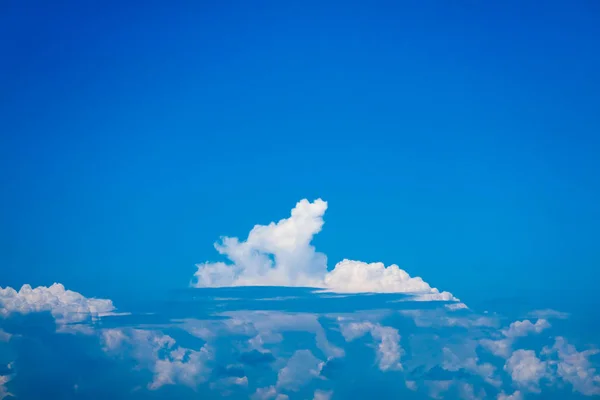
top-left (1, 1), bottom-right (599, 305)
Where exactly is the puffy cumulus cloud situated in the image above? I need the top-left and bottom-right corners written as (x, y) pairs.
top-left (480, 338), bottom-right (513, 358)
top-left (193, 199), bottom-right (328, 288)
top-left (504, 349), bottom-right (547, 393)
top-left (480, 319), bottom-right (550, 358)
top-left (0, 283), bottom-right (115, 324)
top-left (101, 328), bottom-right (213, 390)
top-left (277, 349), bottom-right (324, 391)
top-left (150, 346), bottom-right (212, 390)
top-left (324, 260), bottom-right (456, 300)
top-left (502, 319), bottom-right (550, 338)
top-left (339, 320), bottom-right (403, 371)
top-left (542, 336), bottom-right (600, 396)
top-left (192, 199), bottom-right (457, 300)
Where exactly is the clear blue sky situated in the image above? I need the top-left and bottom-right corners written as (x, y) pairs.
top-left (1, 1), bottom-right (599, 305)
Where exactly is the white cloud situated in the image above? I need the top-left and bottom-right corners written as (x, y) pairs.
top-left (101, 328), bottom-right (128, 351)
top-left (313, 389), bottom-right (333, 400)
top-left (339, 321), bottom-right (403, 371)
top-left (277, 350), bottom-right (324, 391)
top-left (193, 199), bottom-right (328, 288)
top-left (0, 372), bottom-right (13, 400)
top-left (480, 338), bottom-right (513, 358)
top-left (442, 345), bottom-right (500, 388)
top-left (504, 349), bottom-right (547, 393)
top-left (0, 283), bottom-right (115, 324)
top-left (149, 346), bottom-right (212, 390)
top-left (502, 319), bottom-right (550, 338)
top-left (542, 336), bottom-right (600, 396)
top-left (192, 199), bottom-right (456, 299)
top-left (101, 328), bottom-right (213, 390)
top-left (481, 319), bottom-right (550, 358)
top-left (445, 302), bottom-right (469, 311)
top-left (324, 260), bottom-right (456, 299)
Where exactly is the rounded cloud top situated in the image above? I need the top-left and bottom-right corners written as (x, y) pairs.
top-left (192, 199), bottom-right (457, 301)
top-left (0, 283), bottom-right (116, 324)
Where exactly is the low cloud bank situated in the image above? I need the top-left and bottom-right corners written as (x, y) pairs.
top-left (0, 283), bottom-right (116, 324)
top-left (192, 199), bottom-right (456, 300)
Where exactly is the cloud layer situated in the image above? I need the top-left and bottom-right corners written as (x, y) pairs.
top-left (192, 199), bottom-right (456, 300)
top-left (1, 282), bottom-right (599, 399)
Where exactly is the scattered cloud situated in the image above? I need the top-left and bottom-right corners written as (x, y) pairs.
top-left (543, 337), bottom-right (600, 396)
top-left (504, 349), bottom-right (547, 393)
top-left (277, 349), bottom-right (324, 391)
top-left (502, 319), bottom-right (550, 338)
top-left (102, 328), bottom-right (213, 390)
top-left (481, 319), bottom-right (550, 358)
top-left (339, 320), bottom-right (403, 371)
top-left (0, 372), bottom-right (13, 400)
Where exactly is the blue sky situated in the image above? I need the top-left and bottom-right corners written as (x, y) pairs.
top-left (2, 2), bottom-right (600, 399)
top-left (2, 1), bottom-right (600, 306)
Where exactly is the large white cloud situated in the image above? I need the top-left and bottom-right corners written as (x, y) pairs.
top-left (0, 283), bottom-right (116, 324)
top-left (193, 199), bottom-right (328, 288)
top-left (192, 199), bottom-right (457, 299)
